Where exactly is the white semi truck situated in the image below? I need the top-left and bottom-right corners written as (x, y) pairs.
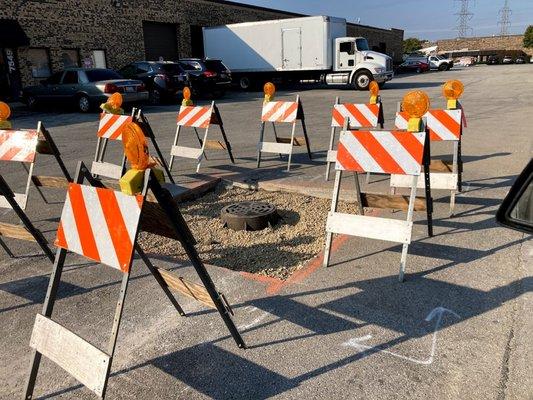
top-left (203, 16), bottom-right (394, 90)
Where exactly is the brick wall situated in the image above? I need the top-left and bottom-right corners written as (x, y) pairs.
top-left (1, 0), bottom-right (404, 87)
top-left (437, 35), bottom-right (532, 56)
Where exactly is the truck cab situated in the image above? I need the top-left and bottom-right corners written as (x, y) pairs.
top-left (329, 37), bottom-right (393, 89)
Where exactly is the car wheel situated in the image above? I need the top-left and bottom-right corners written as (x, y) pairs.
top-left (353, 71), bottom-right (372, 90)
top-left (239, 76), bottom-right (252, 91)
top-left (438, 64), bottom-right (447, 71)
top-left (77, 95), bottom-right (91, 113)
top-left (26, 95), bottom-right (38, 111)
top-left (149, 89), bottom-right (161, 105)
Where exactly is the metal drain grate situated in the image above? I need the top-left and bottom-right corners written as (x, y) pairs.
top-left (220, 201), bottom-right (278, 231)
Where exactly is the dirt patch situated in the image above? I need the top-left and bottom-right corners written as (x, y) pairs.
top-left (138, 186), bottom-right (358, 280)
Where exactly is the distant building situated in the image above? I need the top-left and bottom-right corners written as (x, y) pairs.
top-left (0, 0), bottom-right (404, 101)
top-left (436, 34), bottom-right (532, 62)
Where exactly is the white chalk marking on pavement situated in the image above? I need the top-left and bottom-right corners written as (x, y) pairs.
top-left (238, 306), bottom-right (272, 330)
top-left (342, 307), bottom-right (460, 365)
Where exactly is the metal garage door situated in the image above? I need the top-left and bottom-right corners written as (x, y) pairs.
top-left (142, 21), bottom-right (179, 61)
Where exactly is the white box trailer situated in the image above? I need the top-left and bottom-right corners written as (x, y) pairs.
top-left (203, 16), bottom-right (393, 90)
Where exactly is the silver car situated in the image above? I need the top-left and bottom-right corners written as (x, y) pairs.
top-left (22, 68), bottom-right (149, 112)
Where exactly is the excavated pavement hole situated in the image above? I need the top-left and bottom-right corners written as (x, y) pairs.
top-left (138, 185), bottom-right (359, 280)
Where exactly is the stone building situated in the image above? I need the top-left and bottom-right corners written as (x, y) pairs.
top-left (0, 0), bottom-right (403, 100)
top-left (437, 34), bottom-right (532, 62)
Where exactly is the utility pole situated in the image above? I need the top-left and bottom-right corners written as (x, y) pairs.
top-left (498, 0), bottom-right (512, 36)
top-left (454, 0), bottom-right (474, 38)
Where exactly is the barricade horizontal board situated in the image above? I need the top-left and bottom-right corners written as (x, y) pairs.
top-left (261, 101), bottom-right (298, 123)
top-left (97, 113), bottom-right (133, 140)
top-left (0, 130), bottom-right (38, 162)
top-left (331, 103), bottom-right (380, 128)
top-left (55, 183), bottom-right (143, 272)
top-left (395, 109), bottom-right (462, 141)
top-left (336, 130), bottom-right (425, 175)
top-left (177, 105), bottom-right (213, 128)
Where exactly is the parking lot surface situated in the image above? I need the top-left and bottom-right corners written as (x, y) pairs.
top-left (1, 65), bottom-right (532, 399)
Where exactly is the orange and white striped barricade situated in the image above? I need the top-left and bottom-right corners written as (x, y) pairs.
top-left (256, 95), bottom-right (312, 172)
top-left (326, 97), bottom-right (384, 181)
top-left (23, 161), bottom-right (246, 399)
top-left (168, 101), bottom-right (234, 173)
top-left (323, 124), bottom-right (433, 281)
top-left (0, 125), bottom-right (72, 260)
top-left (393, 107), bottom-right (463, 214)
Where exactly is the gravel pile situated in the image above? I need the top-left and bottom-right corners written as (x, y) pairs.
top-left (138, 186), bottom-right (358, 280)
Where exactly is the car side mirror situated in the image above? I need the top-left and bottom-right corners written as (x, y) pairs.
top-left (496, 158), bottom-right (533, 234)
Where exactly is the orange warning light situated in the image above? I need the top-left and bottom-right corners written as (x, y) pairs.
top-left (402, 90), bottom-right (430, 118)
top-left (264, 82), bottom-right (276, 96)
top-left (122, 122), bottom-right (153, 171)
top-left (0, 102), bottom-right (11, 121)
top-left (443, 80), bottom-right (464, 100)
top-left (183, 86), bottom-right (191, 101)
top-left (369, 81), bottom-right (379, 97)
top-left (108, 92), bottom-right (123, 109)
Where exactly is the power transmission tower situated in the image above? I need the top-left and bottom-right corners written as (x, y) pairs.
top-left (454, 0), bottom-right (474, 38)
top-left (498, 0), bottom-right (512, 36)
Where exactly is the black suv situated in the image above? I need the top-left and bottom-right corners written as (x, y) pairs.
top-left (178, 58), bottom-right (231, 98)
top-left (118, 61), bottom-right (187, 104)
top-left (487, 55), bottom-right (499, 65)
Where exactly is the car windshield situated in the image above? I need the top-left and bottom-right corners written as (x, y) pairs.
top-left (157, 63), bottom-right (183, 73)
top-left (355, 38), bottom-right (369, 51)
top-left (437, 55), bottom-right (446, 60)
top-left (204, 60), bottom-right (228, 72)
top-left (85, 69), bottom-right (122, 82)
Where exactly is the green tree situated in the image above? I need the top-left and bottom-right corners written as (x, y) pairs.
top-left (524, 25), bottom-right (533, 48)
top-left (403, 37), bottom-right (423, 54)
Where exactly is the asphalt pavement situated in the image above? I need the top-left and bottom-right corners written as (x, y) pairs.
top-left (0, 65), bottom-right (532, 399)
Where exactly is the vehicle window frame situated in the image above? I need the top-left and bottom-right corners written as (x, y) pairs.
top-left (339, 41), bottom-right (355, 55)
top-left (61, 70), bottom-right (79, 85)
top-left (179, 61), bottom-right (203, 71)
top-left (85, 68), bottom-right (122, 82)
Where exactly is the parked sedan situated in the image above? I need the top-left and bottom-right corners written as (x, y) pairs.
top-left (178, 58), bottom-right (232, 97)
top-left (515, 57), bottom-right (526, 64)
top-left (22, 68), bottom-right (148, 112)
top-left (487, 55), bottom-right (499, 65)
top-left (119, 61), bottom-right (188, 104)
top-left (395, 60), bottom-right (430, 74)
top-left (502, 56), bottom-right (514, 64)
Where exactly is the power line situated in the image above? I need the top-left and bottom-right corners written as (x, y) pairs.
top-left (498, 0), bottom-right (512, 36)
top-left (454, 0), bottom-right (474, 38)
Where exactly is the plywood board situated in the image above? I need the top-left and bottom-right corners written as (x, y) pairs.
top-left (326, 212), bottom-right (412, 244)
top-left (0, 222), bottom-right (37, 242)
top-left (30, 314), bottom-right (110, 397)
top-left (31, 175), bottom-right (70, 189)
top-left (276, 136), bottom-right (306, 146)
top-left (156, 267), bottom-right (216, 309)
top-left (205, 140), bottom-right (226, 150)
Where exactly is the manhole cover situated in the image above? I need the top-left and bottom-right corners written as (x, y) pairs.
top-left (221, 201), bottom-right (278, 231)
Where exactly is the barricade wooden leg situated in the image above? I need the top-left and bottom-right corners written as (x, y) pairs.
top-left (193, 127), bottom-right (208, 160)
top-left (398, 174), bottom-right (419, 282)
top-left (22, 162), bottom-right (48, 204)
top-left (326, 126), bottom-right (337, 181)
top-left (135, 244), bottom-right (186, 316)
top-left (323, 170), bottom-right (342, 268)
top-left (149, 174), bottom-right (246, 348)
top-left (457, 139), bottom-right (463, 192)
top-left (219, 124), bottom-right (235, 164)
top-left (169, 125), bottom-right (182, 171)
top-left (257, 122), bottom-right (265, 168)
top-left (423, 134), bottom-right (433, 237)
top-left (0, 236), bottom-right (14, 257)
top-left (301, 119), bottom-right (312, 160)
top-left (286, 121), bottom-right (297, 172)
top-left (449, 140), bottom-right (460, 216)
top-left (271, 122), bottom-right (283, 160)
top-left (23, 248), bottom-right (67, 400)
top-left (196, 126), bottom-right (210, 173)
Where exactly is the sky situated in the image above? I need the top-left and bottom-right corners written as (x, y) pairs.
top-left (233, 0), bottom-right (533, 41)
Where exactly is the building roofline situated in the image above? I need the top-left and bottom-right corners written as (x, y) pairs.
top-left (203, 0), bottom-right (403, 34)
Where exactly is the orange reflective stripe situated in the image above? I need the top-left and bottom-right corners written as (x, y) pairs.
top-left (332, 108), bottom-right (345, 127)
top-left (391, 131), bottom-right (425, 164)
top-left (262, 102), bottom-right (285, 121)
top-left (68, 184), bottom-right (100, 262)
top-left (55, 222), bottom-right (67, 248)
top-left (186, 107), bottom-right (210, 126)
top-left (357, 131), bottom-right (405, 174)
top-left (280, 102), bottom-right (298, 121)
top-left (337, 141), bottom-right (363, 171)
top-left (344, 104), bottom-right (372, 127)
top-left (177, 106), bottom-right (196, 122)
top-left (97, 114), bottom-right (118, 137)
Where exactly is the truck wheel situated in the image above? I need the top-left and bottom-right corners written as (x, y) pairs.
top-left (353, 71), bottom-right (372, 90)
top-left (239, 76), bottom-right (252, 91)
